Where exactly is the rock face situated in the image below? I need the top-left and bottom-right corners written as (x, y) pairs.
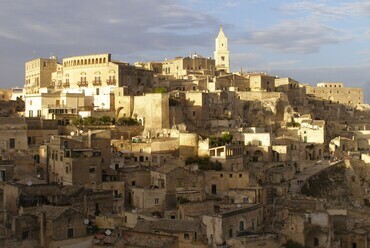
top-left (242, 97), bottom-right (291, 127)
top-left (301, 162), bottom-right (363, 207)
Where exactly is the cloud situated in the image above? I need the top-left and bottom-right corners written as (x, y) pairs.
top-left (279, 1), bottom-right (370, 19)
top-left (0, 0), bottom-right (222, 87)
top-left (0, 0), bottom-right (219, 52)
top-left (238, 20), bottom-right (350, 53)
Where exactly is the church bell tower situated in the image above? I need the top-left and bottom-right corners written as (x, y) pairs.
top-left (214, 26), bottom-right (230, 73)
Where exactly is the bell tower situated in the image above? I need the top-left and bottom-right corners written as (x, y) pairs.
top-left (214, 26), bottom-right (230, 73)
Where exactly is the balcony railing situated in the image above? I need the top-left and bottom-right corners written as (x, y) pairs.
top-left (77, 81), bottom-right (88, 87)
top-left (92, 80), bottom-right (102, 86)
top-left (106, 79), bottom-right (116, 85)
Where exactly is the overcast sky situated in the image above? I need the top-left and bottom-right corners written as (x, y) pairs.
top-left (0, 0), bottom-right (369, 100)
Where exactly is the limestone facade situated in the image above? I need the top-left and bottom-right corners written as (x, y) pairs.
top-left (306, 82), bottom-right (363, 105)
top-left (25, 57), bottom-right (58, 94)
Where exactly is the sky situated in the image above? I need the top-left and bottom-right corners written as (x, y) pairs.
top-left (0, 0), bottom-right (369, 100)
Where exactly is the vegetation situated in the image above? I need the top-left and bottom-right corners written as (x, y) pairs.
top-left (70, 115), bottom-right (118, 126)
top-left (177, 197), bottom-right (190, 204)
top-left (209, 133), bottom-right (233, 147)
top-left (185, 156), bottom-right (222, 171)
top-left (154, 87), bottom-right (167, 93)
top-left (116, 117), bottom-right (140, 126)
top-left (286, 117), bottom-right (300, 128)
top-left (285, 240), bottom-right (305, 248)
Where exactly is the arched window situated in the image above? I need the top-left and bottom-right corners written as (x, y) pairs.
top-left (96, 58), bottom-right (98, 64)
top-left (99, 58), bottom-right (102, 63)
top-left (84, 59), bottom-right (87, 65)
top-left (88, 59), bottom-right (91, 64)
top-left (103, 58), bottom-right (106, 63)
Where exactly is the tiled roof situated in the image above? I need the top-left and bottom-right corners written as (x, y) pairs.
top-left (31, 205), bottom-right (84, 220)
top-left (134, 219), bottom-right (200, 233)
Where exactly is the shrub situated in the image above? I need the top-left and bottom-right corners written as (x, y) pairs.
top-left (100, 115), bottom-right (111, 124)
top-left (117, 117), bottom-right (139, 126)
top-left (285, 240), bottom-right (305, 248)
top-left (154, 87), bottom-right (167, 93)
top-left (185, 156), bottom-right (222, 171)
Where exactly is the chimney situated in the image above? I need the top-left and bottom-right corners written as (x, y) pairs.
top-left (40, 210), bottom-right (46, 247)
top-left (88, 130), bottom-right (92, 148)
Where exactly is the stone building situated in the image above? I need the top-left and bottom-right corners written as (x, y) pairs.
top-left (162, 54), bottom-right (215, 79)
top-left (150, 164), bottom-right (204, 209)
top-left (24, 88), bottom-right (85, 119)
top-left (0, 160), bottom-right (14, 182)
top-left (12, 205), bottom-right (89, 248)
top-left (247, 73), bottom-right (276, 92)
top-left (46, 136), bottom-right (103, 188)
top-left (202, 170), bottom-right (250, 197)
top-left (24, 54), bottom-right (154, 113)
top-left (202, 203), bottom-right (263, 246)
top-left (208, 144), bottom-right (244, 171)
top-left (306, 82), bottom-right (363, 106)
top-left (0, 89), bottom-right (12, 101)
top-left (25, 57), bottom-right (58, 94)
top-left (134, 219), bottom-right (207, 248)
top-left (0, 117), bottom-right (28, 154)
top-left (209, 74), bottom-right (249, 92)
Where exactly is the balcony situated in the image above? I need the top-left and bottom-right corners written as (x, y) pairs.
top-left (77, 81), bottom-right (88, 87)
top-left (92, 80), bottom-right (102, 86)
top-left (106, 79), bottom-right (117, 86)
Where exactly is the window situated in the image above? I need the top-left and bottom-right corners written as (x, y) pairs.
top-left (211, 184), bottom-right (217, 194)
top-left (314, 238), bottom-right (319, 247)
top-left (0, 170), bottom-right (5, 182)
top-left (29, 110), bottom-right (33, 117)
top-left (192, 181), bottom-right (196, 187)
top-left (89, 167), bottom-right (96, 174)
top-left (192, 111), bottom-right (195, 116)
top-left (221, 56), bottom-right (225, 61)
top-left (67, 228), bottom-right (74, 238)
top-left (229, 228), bottom-right (233, 238)
top-left (239, 174), bottom-right (242, 178)
top-left (184, 233), bottom-right (190, 240)
top-left (176, 178), bottom-right (184, 187)
top-left (155, 198), bottom-right (159, 205)
top-left (131, 181), bottom-right (136, 186)
top-left (229, 174), bottom-right (233, 178)
top-left (220, 173), bottom-right (223, 178)
top-left (9, 138), bottom-right (15, 149)
top-left (65, 166), bottom-right (69, 174)
top-left (96, 88), bottom-right (99, 95)
top-left (37, 110), bottom-right (41, 117)
top-left (239, 221), bottom-right (244, 231)
top-left (22, 231), bottom-right (30, 239)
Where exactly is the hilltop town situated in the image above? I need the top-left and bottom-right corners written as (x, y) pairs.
top-left (0, 27), bottom-right (370, 248)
